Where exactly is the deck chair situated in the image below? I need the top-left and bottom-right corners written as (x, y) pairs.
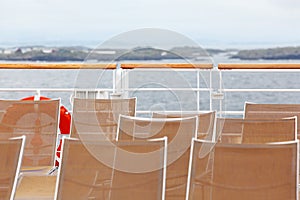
top-left (117, 115), bottom-right (198, 200)
top-left (152, 111), bottom-right (216, 140)
top-left (71, 98), bottom-right (136, 140)
top-left (0, 136), bottom-right (25, 200)
top-left (244, 102), bottom-right (300, 138)
top-left (186, 139), bottom-right (298, 200)
top-left (0, 99), bottom-right (60, 167)
top-left (216, 117), bottom-right (297, 144)
top-left (215, 118), bottom-right (243, 143)
top-left (55, 137), bottom-right (167, 200)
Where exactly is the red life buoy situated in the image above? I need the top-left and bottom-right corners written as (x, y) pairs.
top-left (22, 96), bottom-right (71, 134)
top-left (22, 96), bottom-right (71, 166)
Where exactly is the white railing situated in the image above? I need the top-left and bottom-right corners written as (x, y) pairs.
top-left (119, 63), bottom-right (214, 116)
top-left (218, 63), bottom-right (300, 117)
top-left (0, 63), bottom-right (213, 114)
top-left (1, 62), bottom-right (300, 117)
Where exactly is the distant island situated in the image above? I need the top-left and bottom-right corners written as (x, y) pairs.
top-left (0, 46), bottom-right (223, 62)
top-left (0, 45), bottom-right (300, 61)
top-left (231, 46), bottom-right (300, 60)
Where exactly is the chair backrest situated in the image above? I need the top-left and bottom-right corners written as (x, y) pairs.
top-left (186, 139), bottom-right (298, 200)
top-left (216, 117), bottom-right (297, 144)
top-left (244, 103), bottom-right (300, 138)
top-left (152, 111), bottom-right (215, 140)
top-left (117, 115), bottom-right (198, 200)
top-left (242, 117), bottom-right (296, 143)
top-left (215, 118), bottom-right (244, 143)
top-left (71, 98), bottom-right (136, 140)
top-left (0, 99), bottom-right (60, 167)
top-left (0, 136), bottom-right (25, 200)
top-left (55, 137), bottom-right (166, 200)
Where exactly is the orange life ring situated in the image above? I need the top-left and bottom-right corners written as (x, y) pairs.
top-left (22, 96), bottom-right (71, 167)
top-left (22, 96), bottom-right (71, 134)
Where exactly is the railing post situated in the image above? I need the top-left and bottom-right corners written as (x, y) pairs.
top-left (34, 90), bottom-right (41, 100)
top-left (121, 68), bottom-right (130, 98)
top-left (112, 64), bottom-right (124, 98)
top-left (210, 68), bottom-right (224, 117)
top-left (197, 69), bottom-right (200, 112)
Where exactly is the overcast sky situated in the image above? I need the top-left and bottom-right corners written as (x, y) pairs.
top-left (1, 0), bottom-right (300, 48)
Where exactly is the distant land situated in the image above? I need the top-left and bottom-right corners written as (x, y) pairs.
top-left (0, 45), bottom-right (300, 61)
top-left (231, 46), bottom-right (300, 60)
top-left (0, 46), bottom-right (224, 62)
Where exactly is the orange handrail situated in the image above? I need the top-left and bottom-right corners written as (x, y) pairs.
top-left (218, 63), bottom-right (300, 70)
top-left (0, 63), bottom-right (116, 69)
top-left (121, 63), bottom-right (213, 69)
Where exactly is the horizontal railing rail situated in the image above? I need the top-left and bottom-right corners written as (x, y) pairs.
top-left (218, 63), bottom-right (300, 70)
top-left (0, 63), bottom-right (116, 69)
top-left (121, 63), bottom-right (213, 69)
